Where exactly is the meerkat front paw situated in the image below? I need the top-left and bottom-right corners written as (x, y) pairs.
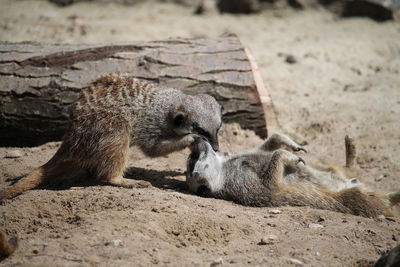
top-left (275, 149), bottom-right (306, 166)
top-left (108, 177), bottom-right (151, 188)
top-left (184, 134), bottom-right (202, 151)
top-left (183, 134), bottom-right (197, 144)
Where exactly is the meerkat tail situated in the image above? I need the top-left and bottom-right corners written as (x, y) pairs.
top-left (0, 168), bottom-right (46, 200)
top-left (345, 135), bottom-right (356, 169)
top-left (388, 192), bottom-right (400, 205)
top-left (0, 230), bottom-right (17, 257)
top-left (0, 142), bottom-right (75, 200)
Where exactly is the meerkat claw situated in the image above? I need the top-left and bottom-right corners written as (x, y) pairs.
top-left (296, 147), bottom-right (308, 153)
top-left (298, 157), bottom-right (306, 165)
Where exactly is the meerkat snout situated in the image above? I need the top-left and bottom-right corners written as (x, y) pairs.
top-left (170, 94), bottom-right (222, 151)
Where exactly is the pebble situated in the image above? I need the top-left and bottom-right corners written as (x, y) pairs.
top-left (259, 234), bottom-right (278, 245)
top-left (104, 239), bottom-right (123, 247)
top-left (210, 257), bottom-right (223, 266)
top-left (171, 230), bottom-right (180, 236)
top-left (287, 257), bottom-right (304, 265)
top-left (5, 150), bottom-right (24, 158)
top-left (269, 209), bottom-right (282, 214)
top-left (285, 55), bottom-right (297, 64)
top-left (378, 215), bottom-right (385, 220)
top-left (308, 223), bottom-right (324, 229)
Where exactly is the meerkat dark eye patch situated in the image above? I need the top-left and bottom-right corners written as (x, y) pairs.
top-left (173, 113), bottom-right (185, 128)
top-left (192, 122), bottom-right (211, 140)
top-left (188, 149), bottom-right (200, 176)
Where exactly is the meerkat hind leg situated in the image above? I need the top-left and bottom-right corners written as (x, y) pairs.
top-left (96, 135), bottom-right (151, 189)
top-left (261, 133), bottom-right (307, 153)
top-left (264, 149), bottom-right (305, 185)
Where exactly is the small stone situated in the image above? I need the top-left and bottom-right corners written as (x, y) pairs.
top-left (375, 175), bottom-right (384, 182)
top-left (285, 55), bottom-right (297, 64)
top-left (259, 235), bottom-right (278, 245)
top-left (308, 223), bottom-right (324, 229)
top-left (210, 257), bottom-right (223, 266)
top-left (286, 257), bottom-right (303, 265)
top-left (269, 209), bottom-right (282, 214)
top-left (378, 215), bottom-right (385, 220)
top-left (151, 207), bottom-right (159, 213)
top-left (171, 230), bottom-right (180, 236)
top-left (5, 150), bottom-right (24, 158)
top-left (104, 239), bottom-right (123, 247)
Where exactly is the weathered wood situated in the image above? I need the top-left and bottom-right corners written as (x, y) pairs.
top-left (0, 36), bottom-right (268, 146)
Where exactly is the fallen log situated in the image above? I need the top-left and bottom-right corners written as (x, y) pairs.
top-left (0, 35), bottom-right (272, 146)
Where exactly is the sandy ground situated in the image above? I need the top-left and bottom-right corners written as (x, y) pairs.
top-left (1, 0), bottom-right (400, 266)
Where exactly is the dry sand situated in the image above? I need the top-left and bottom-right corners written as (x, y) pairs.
top-left (1, 0), bottom-right (400, 266)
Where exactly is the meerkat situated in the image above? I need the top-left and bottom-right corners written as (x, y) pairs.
top-left (186, 133), bottom-right (400, 218)
top-left (0, 229), bottom-right (17, 258)
top-left (0, 73), bottom-right (222, 200)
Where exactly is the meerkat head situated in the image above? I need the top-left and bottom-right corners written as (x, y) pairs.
top-left (186, 139), bottom-right (225, 196)
top-left (170, 94), bottom-right (222, 151)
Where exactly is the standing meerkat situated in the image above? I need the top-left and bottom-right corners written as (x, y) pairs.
top-left (187, 134), bottom-right (400, 218)
top-left (0, 73), bottom-right (222, 200)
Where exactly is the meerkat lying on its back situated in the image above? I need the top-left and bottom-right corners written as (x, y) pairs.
top-left (187, 133), bottom-right (400, 218)
top-left (0, 73), bottom-right (222, 200)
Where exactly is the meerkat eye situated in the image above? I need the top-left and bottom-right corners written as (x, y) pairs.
top-left (193, 123), bottom-right (211, 139)
top-left (173, 113), bottom-right (185, 128)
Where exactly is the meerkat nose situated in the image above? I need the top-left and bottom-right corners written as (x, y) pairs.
top-left (211, 143), bottom-right (219, 152)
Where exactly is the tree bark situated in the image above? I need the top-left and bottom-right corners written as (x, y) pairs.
top-left (0, 35), bottom-right (270, 146)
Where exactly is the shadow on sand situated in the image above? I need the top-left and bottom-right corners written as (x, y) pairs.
top-left (5, 167), bottom-right (188, 193)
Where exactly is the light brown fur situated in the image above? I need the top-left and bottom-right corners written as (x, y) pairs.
top-left (1, 73), bottom-right (222, 200)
